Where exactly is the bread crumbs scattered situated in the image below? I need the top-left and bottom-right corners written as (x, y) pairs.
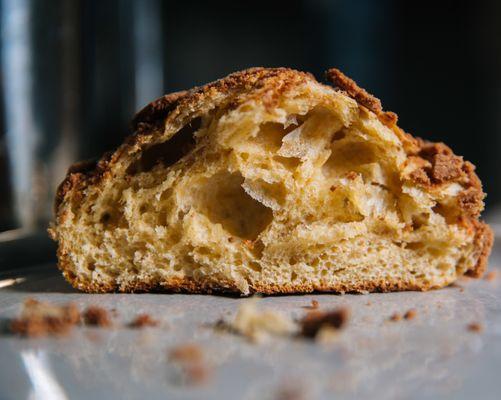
top-left (389, 313), bottom-right (402, 322)
top-left (404, 309), bottom-right (417, 320)
top-left (83, 306), bottom-right (112, 327)
top-left (485, 270), bottom-right (498, 282)
top-left (230, 299), bottom-right (297, 342)
top-left (128, 314), bottom-right (158, 328)
top-left (9, 298), bottom-right (80, 337)
top-left (169, 343), bottom-right (204, 363)
top-left (299, 308), bottom-right (349, 339)
top-left (467, 322), bottom-right (483, 333)
top-left (365, 301), bottom-right (372, 306)
top-left (168, 343), bottom-right (210, 385)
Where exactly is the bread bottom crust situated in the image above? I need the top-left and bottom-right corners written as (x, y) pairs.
top-left (59, 267), bottom-right (442, 296)
top-left (56, 220), bottom-right (493, 295)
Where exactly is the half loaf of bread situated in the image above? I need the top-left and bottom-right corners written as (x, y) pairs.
top-left (49, 67), bottom-right (493, 294)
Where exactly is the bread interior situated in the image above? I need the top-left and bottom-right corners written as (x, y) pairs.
top-left (58, 89), bottom-right (478, 293)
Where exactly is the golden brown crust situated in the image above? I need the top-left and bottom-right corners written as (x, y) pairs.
top-left (132, 90), bottom-right (188, 132)
top-left (324, 69), bottom-right (492, 275)
top-left (57, 247), bottom-right (446, 295)
top-left (325, 68), bottom-right (382, 114)
top-left (54, 68), bottom-right (312, 220)
top-left (466, 220), bottom-right (494, 278)
top-left (56, 67), bottom-right (485, 223)
top-left (53, 66), bottom-right (493, 293)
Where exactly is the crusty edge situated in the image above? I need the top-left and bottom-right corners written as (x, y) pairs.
top-left (58, 251), bottom-right (440, 295)
top-left (325, 67), bottom-right (493, 276)
top-left (466, 220), bottom-right (494, 278)
top-left (53, 68), bottom-right (313, 221)
top-left (52, 66), bottom-right (493, 293)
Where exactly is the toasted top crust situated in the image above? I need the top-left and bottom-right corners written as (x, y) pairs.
top-left (53, 67), bottom-right (492, 276)
top-left (326, 68), bottom-right (383, 114)
top-left (55, 68), bottom-right (312, 211)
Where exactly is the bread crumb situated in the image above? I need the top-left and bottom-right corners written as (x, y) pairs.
top-left (213, 318), bottom-right (232, 333)
top-left (128, 314), bottom-right (158, 328)
top-left (404, 309), bottom-right (417, 320)
top-left (179, 363), bottom-right (210, 385)
top-left (365, 301), bottom-right (372, 306)
top-left (275, 384), bottom-right (305, 400)
top-left (299, 299), bottom-right (321, 311)
top-left (389, 312), bottom-right (402, 322)
top-left (83, 306), bottom-right (112, 327)
top-left (467, 322), bottom-right (483, 333)
top-left (168, 343), bottom-right (210, 385)
top-left (230, 299), bottom-right (297, 342)
top-left (302, 299), bottom-right (320, 310)
top-left (485, 270), bottom-right (498, 282)
top-left (169, 343), bottom-right (203, 363)
top-left (9, 298), bottom-right (80, 337)
top-left (299, 308), bottom-right (349, 339)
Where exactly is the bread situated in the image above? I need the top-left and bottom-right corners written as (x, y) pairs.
top-left (49, 67), bottom-right (493, 295)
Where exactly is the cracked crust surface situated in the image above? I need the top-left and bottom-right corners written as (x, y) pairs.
top-left (51, 67), bottom-right (493, 294)
top-left (54, 68), bottom-right (311, 213)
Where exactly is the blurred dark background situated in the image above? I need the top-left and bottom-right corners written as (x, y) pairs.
top-left (1, 0), bottom-right (500, 233)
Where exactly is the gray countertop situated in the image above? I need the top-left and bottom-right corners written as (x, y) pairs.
top-left (1, 242), bottom-right (501, 400)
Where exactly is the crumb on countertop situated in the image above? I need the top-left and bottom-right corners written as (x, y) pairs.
top-left (169, 343), bottom-right (204, 363)
top-left (179, 363), bottom-right (210, 385)
top-left (9, 298), bottom-right (80, 337)
top-left (128, 314), bottom-right (159, 328)
top-left (299, 308), bottom-right (349, 339)
top-left (467, 322), bottom-right (483, 333)
top-left (485, 270), bottom-right (498, 282)
top-left (389, 312), bottom-right (402, 322)
top-left (168, 343), bottom-right (210, 385)
top-left (275, 383), bottom-right (305, 400)
top-left (302, 299), bottom-right (319, 310)
top-left (230, 299), bottom-right (297, 342)
top-left (83, 306), bottom-right (112, 327)
top-left (404, 309), bottom-right (417, 320)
